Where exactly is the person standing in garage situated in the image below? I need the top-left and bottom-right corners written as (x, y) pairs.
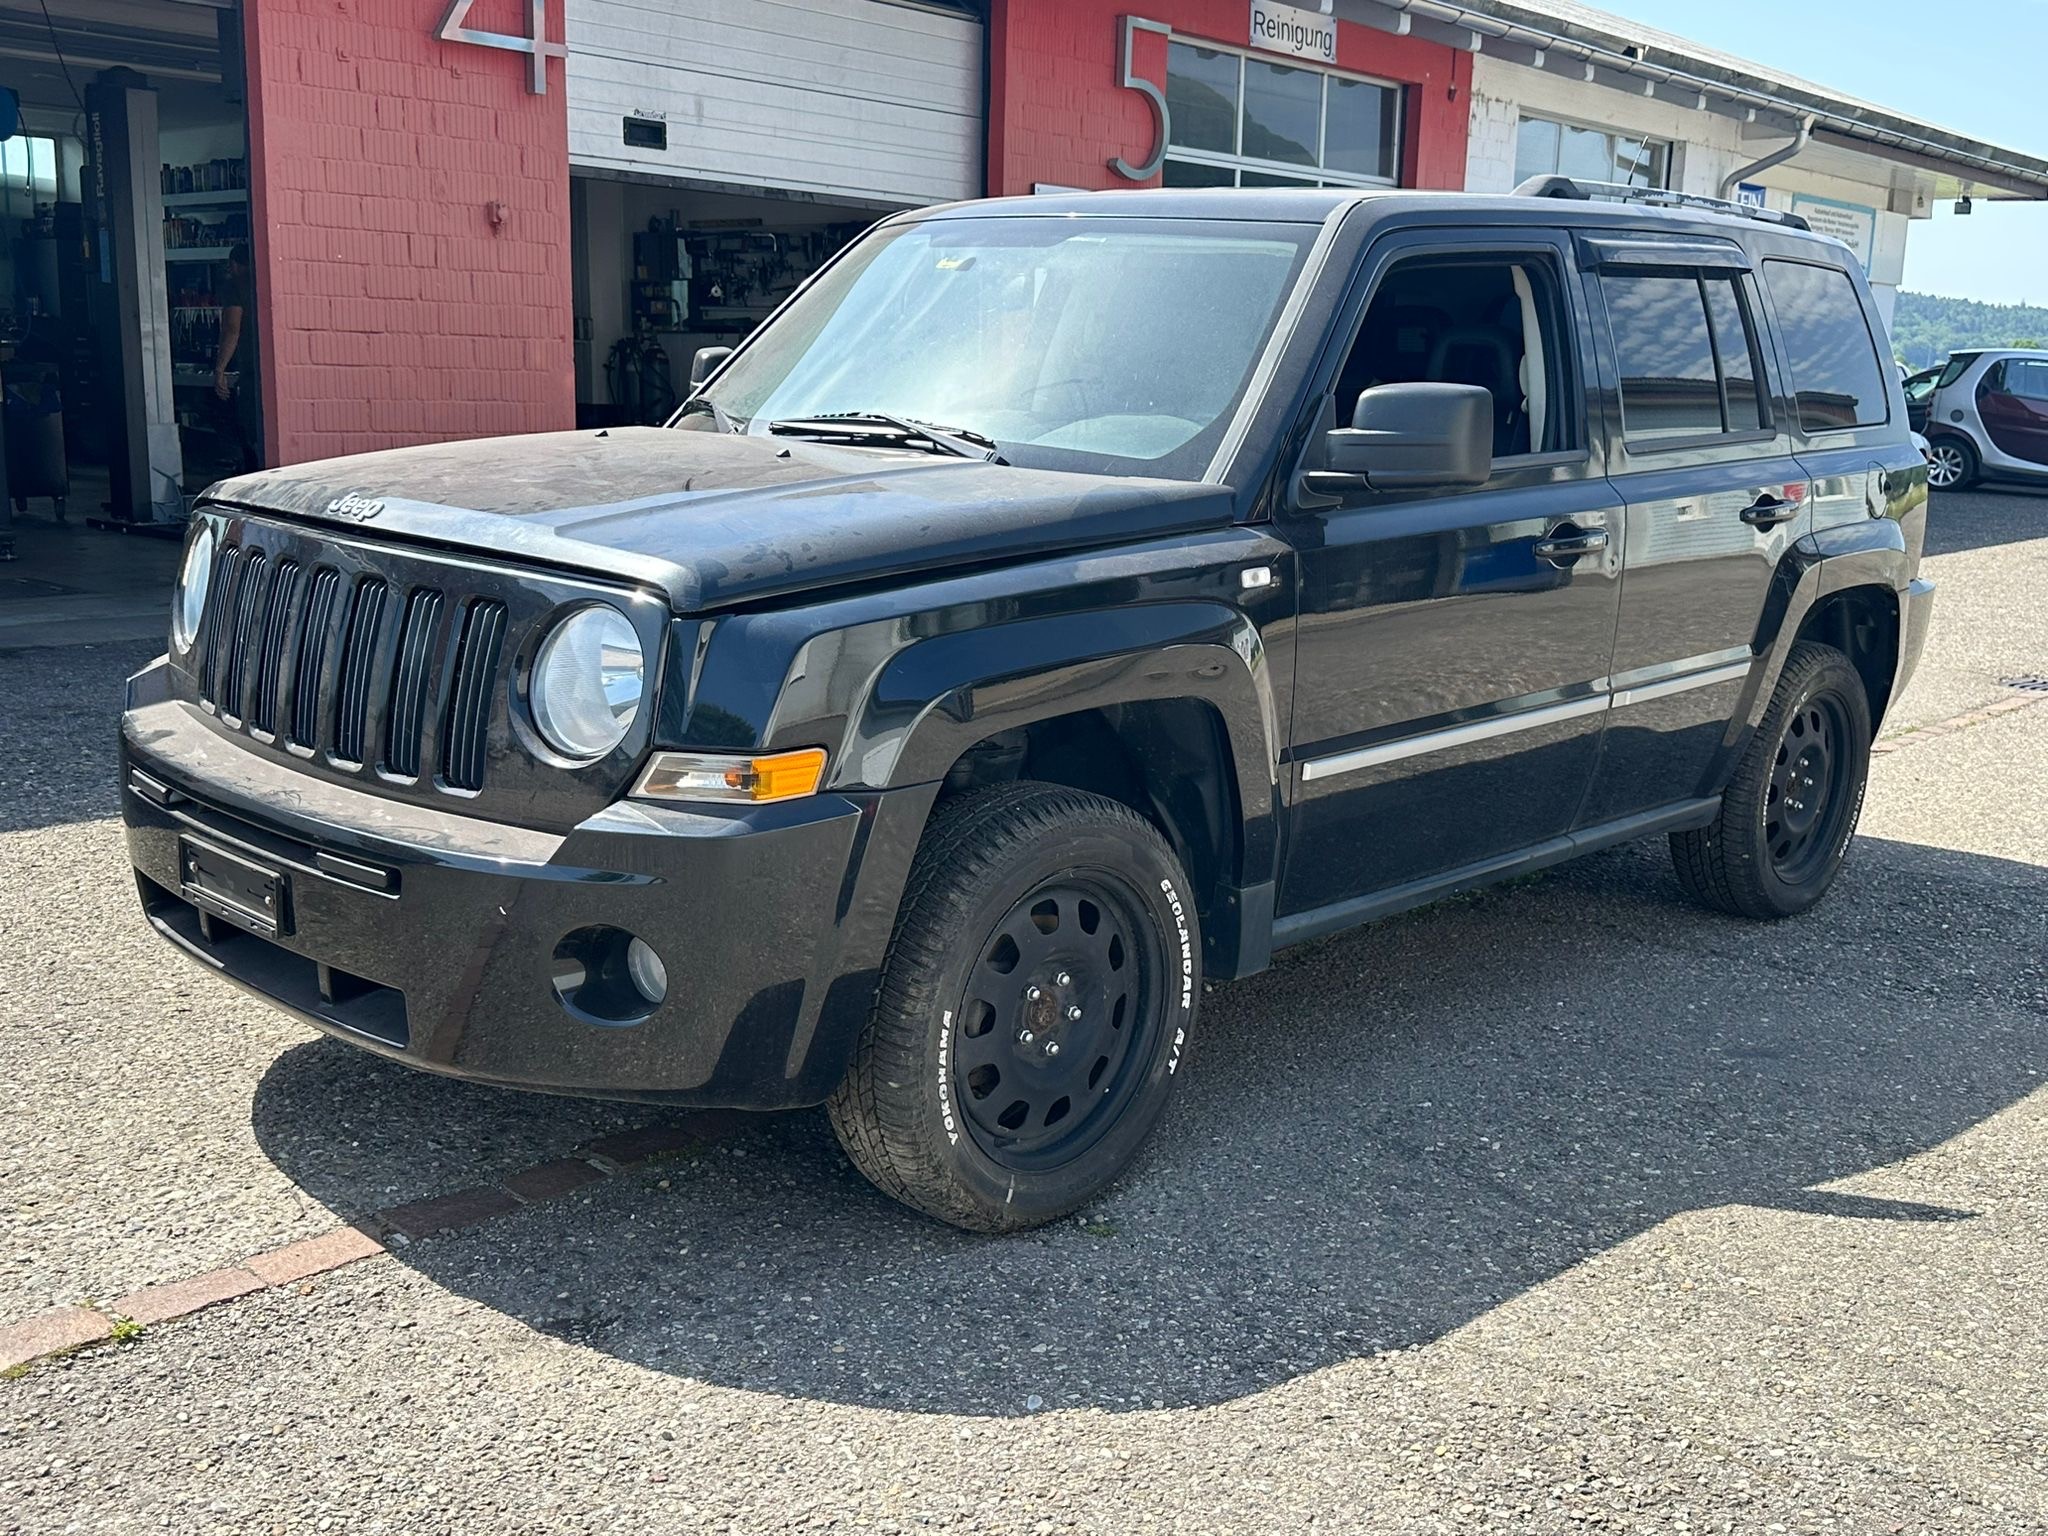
top-left (213, 243), bottom-right (263, 472)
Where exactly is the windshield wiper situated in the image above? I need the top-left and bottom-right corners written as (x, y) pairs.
top-left (767, 412), bottom-right (1008, 465)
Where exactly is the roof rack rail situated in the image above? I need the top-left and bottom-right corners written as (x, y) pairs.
top-left (1513, 175), bottom-right (1811, 232)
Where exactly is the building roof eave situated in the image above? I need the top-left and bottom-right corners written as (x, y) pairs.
top-left (1337, 0), bottom-right (2048, 198)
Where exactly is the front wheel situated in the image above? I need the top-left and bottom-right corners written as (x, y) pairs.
top-left (1925, 436), bottom-right (1978, 491)
top-left (828, 783), bottom-right (1200, 1231)
top-left (1671, 642), bottom-right (1871, 920)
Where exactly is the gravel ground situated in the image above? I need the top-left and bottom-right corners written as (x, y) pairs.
top-left (2, 490), bottom-right (2046, 1532)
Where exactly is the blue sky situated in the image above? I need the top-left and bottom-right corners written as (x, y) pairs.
top-left (1605, 0), bottom-right (2048, 306)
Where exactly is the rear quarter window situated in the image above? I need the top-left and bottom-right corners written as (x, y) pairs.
top-left (1761, 259), bottom-right (1890, 432)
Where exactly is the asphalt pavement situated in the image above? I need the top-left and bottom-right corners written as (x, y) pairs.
top-left (2, 487), bottom-right (2045, 1533)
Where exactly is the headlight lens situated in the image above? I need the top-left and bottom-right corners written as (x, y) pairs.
top-left (172, 523), bottom-right (216, 653)
top-left (530, 605), bottom-right (645, 758)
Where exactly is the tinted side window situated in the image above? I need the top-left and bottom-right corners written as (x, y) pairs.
top-left (1762, 259), bottom-right (1890, 431)
top-left (2005, 359), bottom-right (2048, 401)
top-left (1703, 279), bottom-right (1763, 432)
top-left (1605, 273), bottom-right (1723, 441)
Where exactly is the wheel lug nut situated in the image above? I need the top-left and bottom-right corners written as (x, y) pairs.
top-left (1066, 1005), bottom-right (1082, 1022)
top-left (1025, 985), bottom-right (1042, 1001)
top-left (1055, 971), bottom-right (1071, 987)
top-left (1019, 1029), bottom-right (1035, 1045)
top-left (1045, 1041), bottom-right (1061, 1057)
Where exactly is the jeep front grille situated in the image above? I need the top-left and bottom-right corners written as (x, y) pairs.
top-left (195, 554), bottom-right (471, 791)
top-left (184, 511), bottom-right (660, 823)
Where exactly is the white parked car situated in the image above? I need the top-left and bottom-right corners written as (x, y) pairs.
top-left (1921, 348), bottom-right (2048, 490)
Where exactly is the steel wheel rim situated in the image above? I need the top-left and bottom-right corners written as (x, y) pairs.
top-left (1765, 692), bottom-right (1853, 884)
top-left (951, 872), bottom-right (1163, 1172)
top-left (1927, 445), bottom-right (1964, 488)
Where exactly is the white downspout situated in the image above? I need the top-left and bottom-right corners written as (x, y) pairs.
top-left (1719, 115), bottom-right (1815, 199)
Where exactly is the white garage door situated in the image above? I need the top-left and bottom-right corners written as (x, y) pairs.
top-left (566, 0), bottom-right (983, 206)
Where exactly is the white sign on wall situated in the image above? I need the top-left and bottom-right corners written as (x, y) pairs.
top-left (1789, 194), bottom-right (1877, 272)
top-left (1250, 0), bottom-right (1338, 64)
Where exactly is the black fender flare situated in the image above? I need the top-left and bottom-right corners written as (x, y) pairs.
top-left (847, 599), bottom-right (1283, 972)
top-left (1723, 519), bottom-right (1911, 778)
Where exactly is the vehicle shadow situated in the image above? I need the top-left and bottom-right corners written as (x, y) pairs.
top-left (1924, 485), bottom-right (2048, 556)
top-left (250, 833), bottom-right (2048, 1415)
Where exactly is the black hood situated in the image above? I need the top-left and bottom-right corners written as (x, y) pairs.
top-left (207, 428), bottom-right (1236, 612)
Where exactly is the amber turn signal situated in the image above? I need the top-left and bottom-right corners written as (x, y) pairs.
top-left (632, 747), bottom-right (828, 804)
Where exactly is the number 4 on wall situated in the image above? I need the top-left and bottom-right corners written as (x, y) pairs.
top-left (437, 0), bottom-right (567, 94)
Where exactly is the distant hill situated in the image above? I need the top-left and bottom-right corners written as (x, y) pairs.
top-left (1890, 291), bottom-right (2048, 370)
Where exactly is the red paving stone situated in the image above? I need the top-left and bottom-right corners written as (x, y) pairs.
top-left (0, 1307), bottom-right (111, 1371)
top-left (375, 1184), bottom-right (524, 1241)
top-left (114, 1267), bottom-right (267, 1328)
top-left (244, 1225), bottom-right (387, 1287)
top-left (502, 1157), bottom-right (608, 1204)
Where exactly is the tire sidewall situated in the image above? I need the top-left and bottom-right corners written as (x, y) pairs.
top-left (906, 818), bottom-right (1200, 1224)
top-left (1750, 653), bottom-right (1871, 914)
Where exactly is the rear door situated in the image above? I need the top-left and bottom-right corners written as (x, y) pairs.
top-left (1278, 228), bottom-right (1623, 918)
top-left (1977, 357), bottom-right (2048, 469)
top-left (1755, 256), bottom-right (1920, 549)
top-left (1578, 235), bottom-right (1806, 827)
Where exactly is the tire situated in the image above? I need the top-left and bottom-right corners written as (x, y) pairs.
top-left (827, 782), bottom-right (1201, 1232)
top-left (1671, 642), bottom-right (1872, 920)
top-left (1925, 435), bottom-right (1978, 491)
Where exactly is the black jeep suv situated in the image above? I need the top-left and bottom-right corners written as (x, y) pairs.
top-left (121, 182), bottom-right (1933, 1231)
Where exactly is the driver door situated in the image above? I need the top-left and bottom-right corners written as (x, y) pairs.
top-left (1278, 231), bottom-right (1622, 923)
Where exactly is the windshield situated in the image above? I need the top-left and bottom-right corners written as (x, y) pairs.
top-left (677, 216), bottom-right (1319, 480)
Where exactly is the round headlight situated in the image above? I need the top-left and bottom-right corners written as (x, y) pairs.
top-left (172, 523), bottom-right (216, 653)
top-left (531, 605), bottom-right (645, 759)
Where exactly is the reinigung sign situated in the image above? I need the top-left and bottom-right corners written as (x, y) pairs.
top-left (1250, 0), bottom-right (1339, 63)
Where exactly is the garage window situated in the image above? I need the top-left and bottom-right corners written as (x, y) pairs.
top-left (1162, 41), bottom-right (1402, 188)
top-left (1762, 260), bottom-right (1890, 431)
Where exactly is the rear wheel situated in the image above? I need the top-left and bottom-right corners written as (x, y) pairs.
top-left (1925, 436), bottom-right (1978, 491)
top-left (1671, 642), bottom-right (1871, 920)
top-left (828, 783), bottom-right (1199, 1231)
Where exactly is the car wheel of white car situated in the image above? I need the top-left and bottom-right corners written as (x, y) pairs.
top-left (1926, 438), bottom-right (1977, 491)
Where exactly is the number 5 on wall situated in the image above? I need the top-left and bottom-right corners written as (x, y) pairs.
top-left (1110, 15), bottom-right (1172, 181)
top-left (438, 0), bottom-right (567, 94)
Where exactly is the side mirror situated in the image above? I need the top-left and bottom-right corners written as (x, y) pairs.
top-left (1305, 382), bottom-right (1493, 498)
top-left (689, 346), bottom-right (734, 387)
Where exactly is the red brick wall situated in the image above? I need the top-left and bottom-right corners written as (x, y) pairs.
top-left (987, 0), bottom-right (1470, 196)
top-left (243, 0), bottom-right (574, 467)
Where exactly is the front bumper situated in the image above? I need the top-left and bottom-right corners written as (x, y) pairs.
top-left (120, 660), bottom-right (934, 1106)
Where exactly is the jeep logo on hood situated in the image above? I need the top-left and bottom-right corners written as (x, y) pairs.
top-left (323, 492), bottom-right (385, 523)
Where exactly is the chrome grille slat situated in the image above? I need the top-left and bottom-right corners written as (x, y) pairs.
top-left (441, 600), bottom-right (506, 792)
top-left (288, 567), bottom-right (343, 749)
top-left (332, 577), bottom-right (389, 766)
top-left (383, 588), bottom-right (445, 780)
top-left (250, 558), bottom-right (301, 734)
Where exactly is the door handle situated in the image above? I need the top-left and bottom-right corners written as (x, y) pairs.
top-left (1533, 526), bottom-right (1609, 565)
top-left (1740, 494), bottom-right (1801, 528)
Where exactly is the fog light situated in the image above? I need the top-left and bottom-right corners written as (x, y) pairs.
top-left (551, 925), bottom-right (665, 1026)
top-left (626, 936), bottom-right (667, 1004)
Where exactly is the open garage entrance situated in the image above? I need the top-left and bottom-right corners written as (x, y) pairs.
top-left (0, 0), bottom-right (250, 644)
